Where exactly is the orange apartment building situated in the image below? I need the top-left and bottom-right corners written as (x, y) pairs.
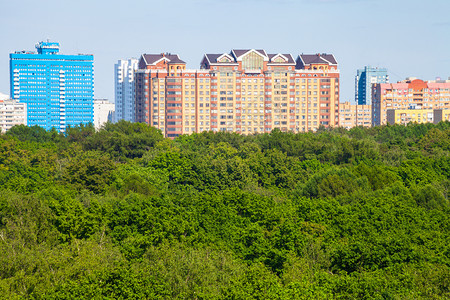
top-left (338, 101), bottom-right (371, 129)
top-left (135, 49), bottom-right (340, 138)
top-left (372, 78), bottom-right (450, 126)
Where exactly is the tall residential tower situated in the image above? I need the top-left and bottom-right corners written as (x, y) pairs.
top-left (114, 58), bottom-right (138, 122)
top-left (355, 66), bottom-right (388, 105)
top-left (135, 50), bottom-right (340, 138)
top-left (10, 41), bottom-right (94, 131)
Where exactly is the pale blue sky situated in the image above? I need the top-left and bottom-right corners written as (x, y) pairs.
top-left (1, 0), bottom-right (449, 103)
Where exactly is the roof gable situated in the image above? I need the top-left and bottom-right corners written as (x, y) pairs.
top-left (232, 49), bottom-right (269, 61)
top-left (268, 53), bottom-right (295, 64)
top-left (217, 53), bottom-right (235, 63)
top-left (152, 56), bottom-right (171, 65)
top-left (272, 53), bottom-right (288, 63)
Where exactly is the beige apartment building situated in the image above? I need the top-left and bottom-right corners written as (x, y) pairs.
top-left (338, 101), bottom-right (372, 129)
top-left (135, 50), bottom-right (340, 138)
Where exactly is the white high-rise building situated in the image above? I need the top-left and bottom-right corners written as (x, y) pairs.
top-left (114, 58), bottom-right (138, 122)
top-left (93, 99), bottom-right (115, 130)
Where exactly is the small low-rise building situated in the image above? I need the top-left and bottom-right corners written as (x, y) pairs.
top-left (93, 99), bottom-right (115, 130)
top-left (387, 108), bottom-right (450, 125)
top-left (0, 98), bottom-right (27, 133)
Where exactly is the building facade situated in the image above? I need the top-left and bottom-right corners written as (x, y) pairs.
top-left (386, 108), bottom-right (450, 125)
top-left (135, 50), bottom-right (340, 138)
top-left (355, 66), bottom-right (388, 105)
top-left (114, 58), bottom-right (138, 122)
top-left (93, 99), bottom-right (115, 130)
top-left (0, 99), bottom-right (27, 133)
top-left (372, 78), bottom-right (450, 126)
top-left (338, 101), bottom-right (372, 129)
top-left (9, 41), bottom-right (94, 131)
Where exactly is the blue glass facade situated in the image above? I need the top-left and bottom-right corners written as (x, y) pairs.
top-left (355, 66), bottom-right (388, 105)
top-left (10, 41), bottom-right (94, 131)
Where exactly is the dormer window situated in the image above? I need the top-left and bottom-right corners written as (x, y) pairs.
top-left (242, 52), bottom-right (263, 70)
top-left (273, 57), bottom-right (285, 63)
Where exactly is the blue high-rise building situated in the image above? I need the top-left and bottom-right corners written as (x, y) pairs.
top-left (355, 66), bottom-right (388, 105)
top-left (10, 41), bottom-right (94, 131)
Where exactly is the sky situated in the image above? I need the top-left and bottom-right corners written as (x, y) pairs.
top-left (1, 0), bottom-right (450, 103)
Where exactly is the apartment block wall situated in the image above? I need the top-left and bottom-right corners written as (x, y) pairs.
top-left (338, 101), bottom-right (371, 129)
top-left (433, 109), bottom-right (450, 123)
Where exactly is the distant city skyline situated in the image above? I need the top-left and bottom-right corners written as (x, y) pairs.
top-left (1, 0), bottom-right (449, 104)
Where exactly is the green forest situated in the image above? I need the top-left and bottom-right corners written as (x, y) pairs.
top-left (0, 121), bottom-right (449, 299)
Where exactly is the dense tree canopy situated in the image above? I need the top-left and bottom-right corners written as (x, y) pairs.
top-left (0, 121), bottom-right (449, 299)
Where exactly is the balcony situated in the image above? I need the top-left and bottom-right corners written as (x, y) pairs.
top-left (244, 69), bottom-right (262, 74)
